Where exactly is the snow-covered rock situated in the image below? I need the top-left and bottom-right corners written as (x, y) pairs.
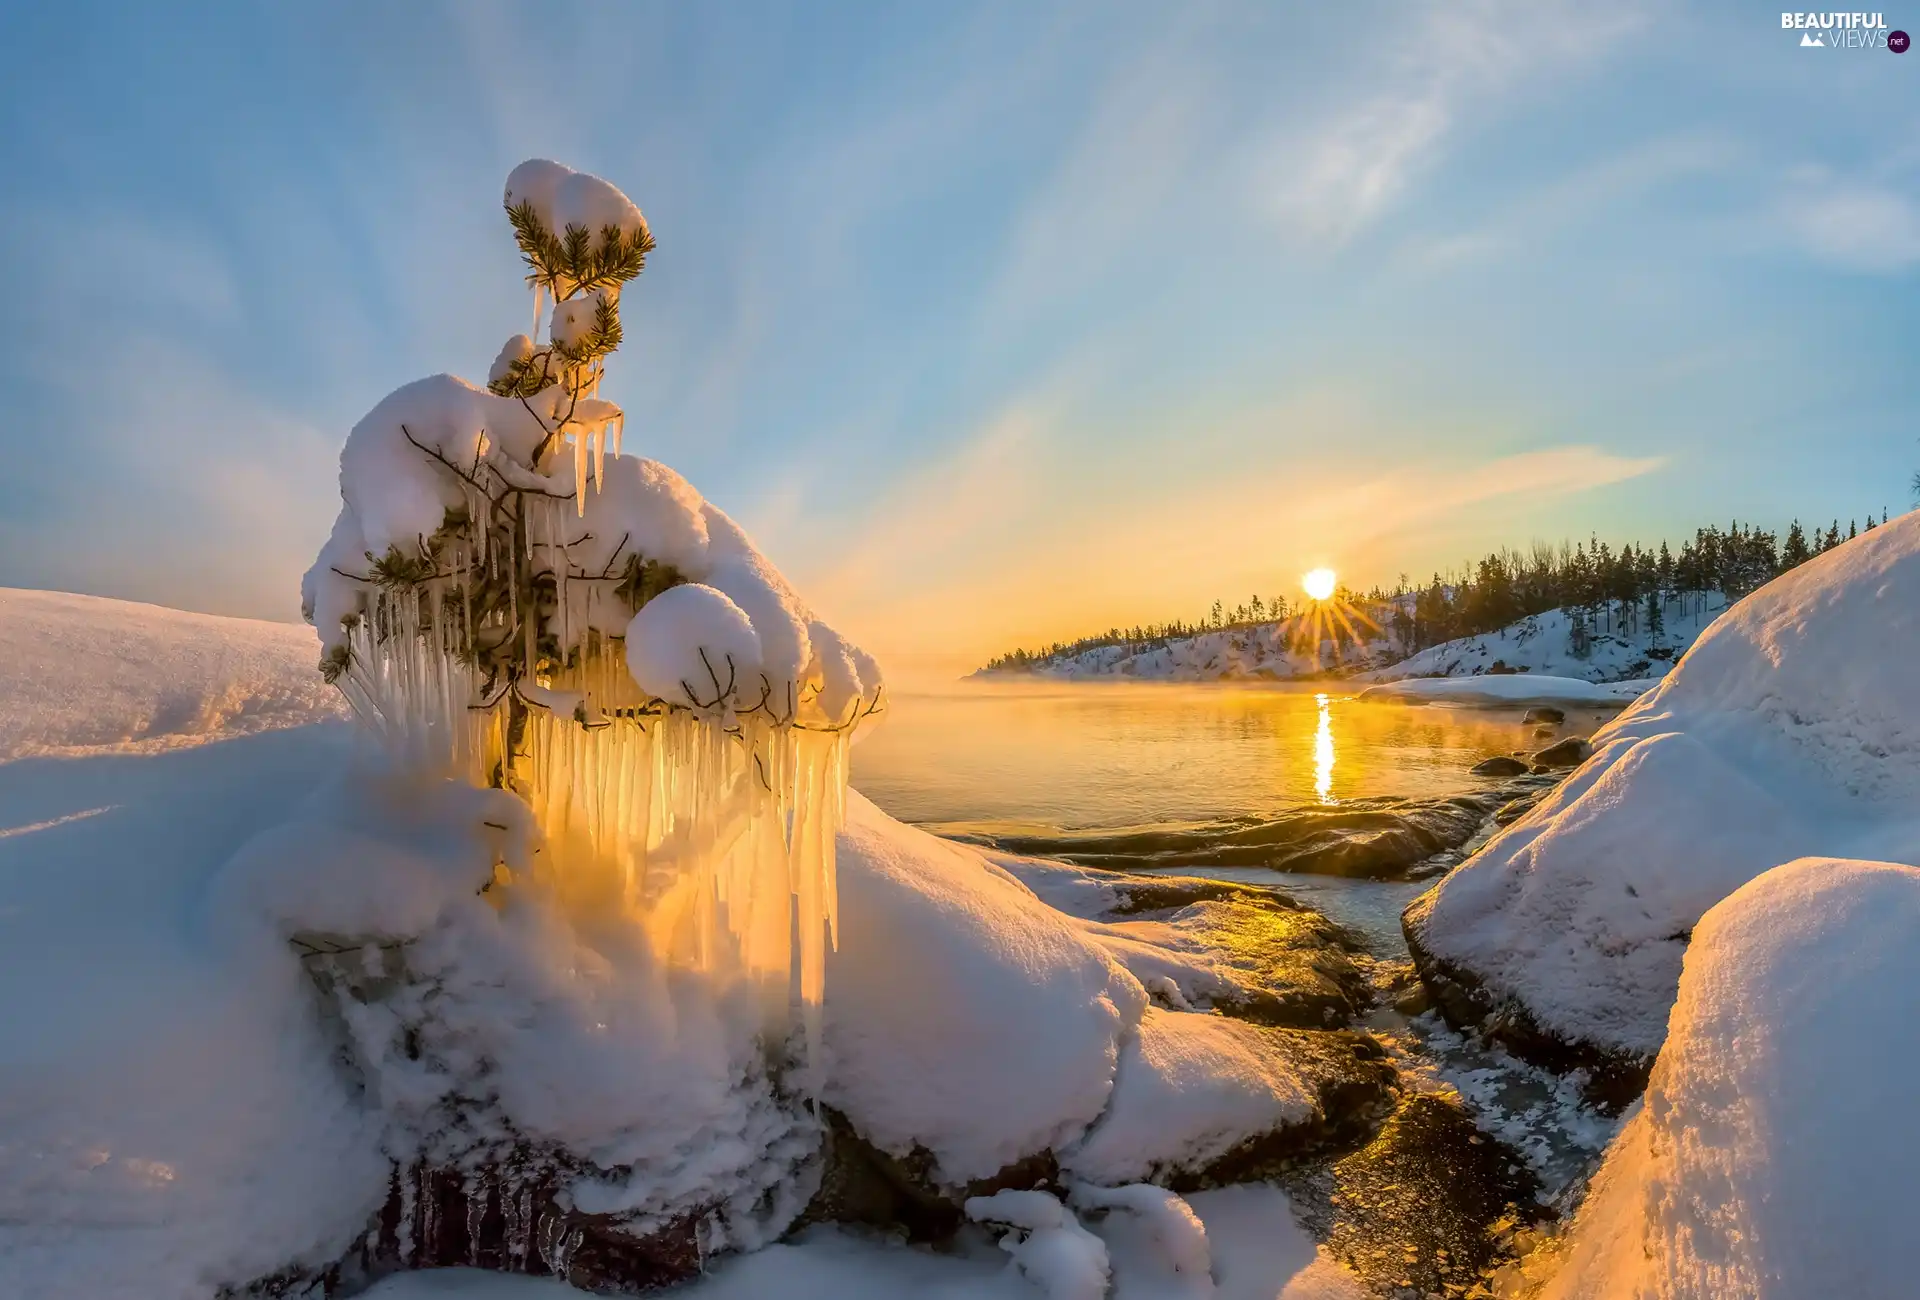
top-left (824, 792), bottom-right (1146, 1186)
top-left (0, 587), bottom-right (342, 761)
top-left (1061, 1009), bottom-right (1315, 1186)
top-left (1538, 858), bottom-right (1920, 1300)
top-left (1406, 515), bottom-right (1920, 1085)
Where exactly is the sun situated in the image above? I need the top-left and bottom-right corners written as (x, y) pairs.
top-left (1302, 568), bottom-right (1337, 602)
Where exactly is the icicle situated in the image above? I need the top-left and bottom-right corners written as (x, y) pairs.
top-left (465, 1173), bottom-right (488, 1265)
top-left (574, 421), bottom-right (588, 515)
top-left (532, 281), bottom-right (545, 342)
top-left (329, 555), bottom-right (858, 1087)
top-left (398, 1168), bottom-right (418, 1264)
top-left (592, 422), bottom-right (604, 496)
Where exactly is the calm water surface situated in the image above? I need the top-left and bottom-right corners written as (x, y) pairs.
top-left (851, 679), bottom-right (1612, 833)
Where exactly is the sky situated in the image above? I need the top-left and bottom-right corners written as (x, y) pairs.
top-left (0, 0), bottom-right (1915, 678)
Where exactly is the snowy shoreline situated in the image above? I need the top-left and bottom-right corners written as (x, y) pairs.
top-left (979, 595), bottom-right (1731, 693)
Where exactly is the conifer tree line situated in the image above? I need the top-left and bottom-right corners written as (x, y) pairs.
top-left (984, 512), bottom-right (1893, 671)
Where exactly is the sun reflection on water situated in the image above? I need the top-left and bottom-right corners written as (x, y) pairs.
top-left (1314, 692), bottom-right (1336, 804)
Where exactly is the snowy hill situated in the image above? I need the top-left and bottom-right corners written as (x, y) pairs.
top-left (992, 594), bottom-right (1730, 688)
top-left (0, 588), bottom-right (343, 761)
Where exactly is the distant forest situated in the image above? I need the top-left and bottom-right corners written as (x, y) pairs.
top-left (983, 513), bottom-right (1892, 671)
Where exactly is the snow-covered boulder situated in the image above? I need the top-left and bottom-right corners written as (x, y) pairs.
top-left (822, 793), bottom-right (1147, 1187)
top-left (1538, 858), bottom-right (1920, 1300)
top-left (1405, 514), bottom-right (1920, 1092)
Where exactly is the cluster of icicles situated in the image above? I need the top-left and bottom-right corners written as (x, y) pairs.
top-left (332, 472), bottom-right (849, 1057)
top-left (530, 276), bottom-right (624, 518)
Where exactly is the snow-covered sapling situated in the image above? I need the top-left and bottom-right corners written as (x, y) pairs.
top-left (301, 161), bottom-right (884, 1047)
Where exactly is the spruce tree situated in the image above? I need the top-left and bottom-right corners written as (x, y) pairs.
top-left (1782, 521), bottom-right (1811, 568)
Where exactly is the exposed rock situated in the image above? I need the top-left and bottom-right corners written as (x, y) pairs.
top-left (1531, 736), bottom-right (1594, 768)
top-left (960, 784), bottom-right (1550, 881)
top-left (1288, 1093), bottom-right (1549, 1298)
top-left (1471, 756), bottom-right (1531, 777)
top-left (1402, 891), bottom-right (1651, 1110)
top-left (1522, 706), bottom-right (1566, 725)
top-left (797, 1109), bottom-right (1059, 1242)
top-left (1492, 788), bottom-right (1549, 826)
top-left (1100, 876), bottom-right (1372, 1028)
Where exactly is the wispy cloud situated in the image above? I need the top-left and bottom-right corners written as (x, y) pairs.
top-left (1781, 181), bottom-right (1920, 273)
top-left (1263, 0), bottom-right (1646, 245)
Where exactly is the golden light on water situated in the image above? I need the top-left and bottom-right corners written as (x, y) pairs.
top-left (1313, 691), bottom-right (1336, 804)
top-left (1302, 568), bottom-right (1337, 601)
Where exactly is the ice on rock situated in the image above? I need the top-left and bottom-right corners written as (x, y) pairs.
top-left (625, 584), bottom-right (765, 711)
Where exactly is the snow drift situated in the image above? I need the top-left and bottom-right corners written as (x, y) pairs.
top-left (1406, 512), bottom-right (1920, 1071)
top-left (1539, 858), bottom-right (1920, 1300)
top-left (0, 587), bottom-right (342, 760)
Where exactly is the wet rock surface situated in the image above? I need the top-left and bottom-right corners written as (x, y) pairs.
top-left (1101, 875), bottom-right (1374, 1027)
top-left (1530, 736), bottom-right (1594, 768)
top-left (956, 781), bottom-right (1553, 881)
top-left (1470, 755), bottom-right (1531, 777)
top-left (1286, 1092), bottom-right (1550, 1298)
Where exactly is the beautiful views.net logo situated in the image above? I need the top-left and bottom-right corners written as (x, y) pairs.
top-left (1781, 12), bottom-right (1909, 50)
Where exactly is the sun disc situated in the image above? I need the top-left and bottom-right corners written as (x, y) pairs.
top-left (1303, 568), bottom-right (1337, 602)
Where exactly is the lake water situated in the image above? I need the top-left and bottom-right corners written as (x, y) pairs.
top-left (851, 679), bottom-right (1614, 833)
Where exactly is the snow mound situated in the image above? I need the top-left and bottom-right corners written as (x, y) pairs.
top-left (1540, 858), bottom-right (1920, 1300)
top-left (1355, 674), bottom-right (1654, 708)
top-left (965, 1189), bottom-right (1111, 1300)
top-left (1410, 515), bottom-right (1920, 1064)
top-left (1062, 1008), bottom-right (1315, 1186)
top-left (825, 793), bottom-right (1146, 1185)
top-left (0, 588), bottom-right (343, 761)
top-left (0, 720), bottom-right (378, 1300)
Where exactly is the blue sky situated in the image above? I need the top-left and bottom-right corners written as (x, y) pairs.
top-left (1, 1), bottom-right (1914, 672)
